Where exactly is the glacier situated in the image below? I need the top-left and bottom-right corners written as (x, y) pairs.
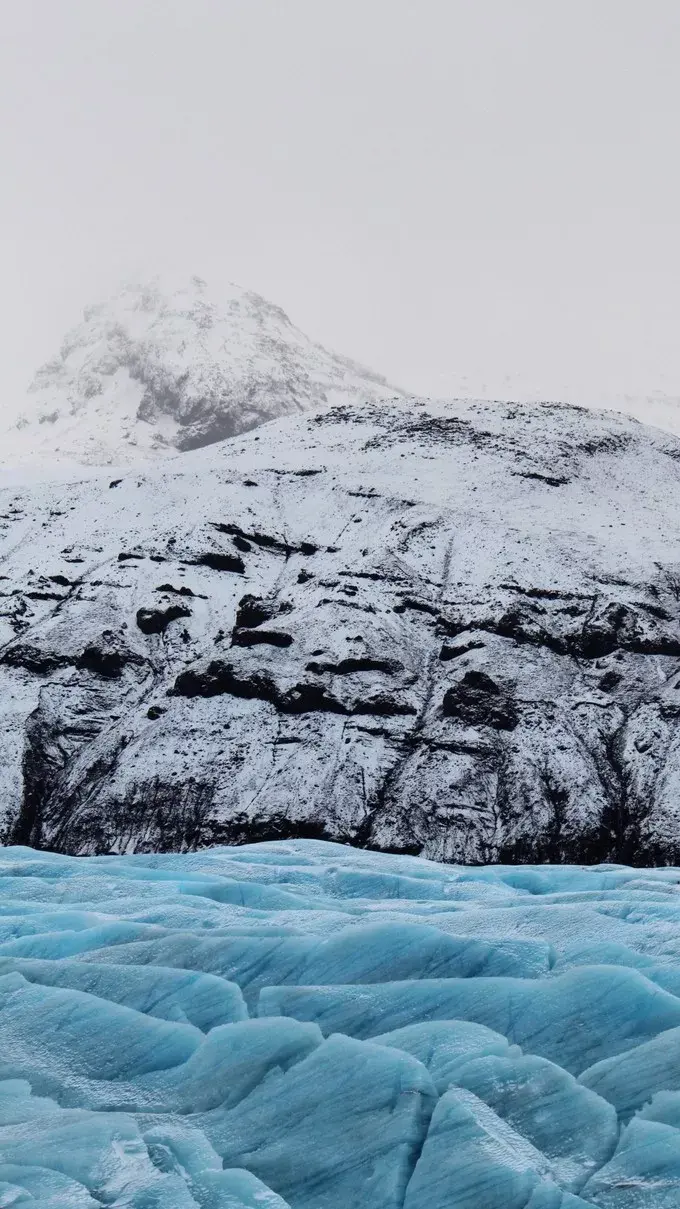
top-left (0, 842), bottom-right (679, 1204)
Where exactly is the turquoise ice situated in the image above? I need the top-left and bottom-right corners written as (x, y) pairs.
top-left (0, 841), bottom-right (679, 1205)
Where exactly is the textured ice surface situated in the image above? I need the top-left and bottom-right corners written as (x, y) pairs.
top-left (1, 842), bottom-right (680, 1205)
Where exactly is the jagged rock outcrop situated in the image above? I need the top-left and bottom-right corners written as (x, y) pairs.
top-left (3, 276), bottom-right (399, 467)
top-left (2, 397), bottom-right (680, 862)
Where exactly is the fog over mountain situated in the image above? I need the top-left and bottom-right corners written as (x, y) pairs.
top-left (2, 277), bottom-right (398, 468)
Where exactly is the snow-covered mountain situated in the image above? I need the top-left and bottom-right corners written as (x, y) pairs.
top-left (430, 366), bottom-right (680, 440)
top-left (2, 396), bottom-right (680, 862)
top-left (3, 277), bottom-right (398, 467)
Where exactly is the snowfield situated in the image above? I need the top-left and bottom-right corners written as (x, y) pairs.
top-left (0, 840), bottom-right (679, 1206)
top-left (2, 396), bottom-right (680, 863)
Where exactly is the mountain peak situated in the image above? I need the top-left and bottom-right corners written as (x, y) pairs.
top-left (6, 276), bottom-right (398, 467)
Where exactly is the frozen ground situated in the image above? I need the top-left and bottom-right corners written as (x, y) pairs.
top-left (0, 839), bottom-right (679, 1205)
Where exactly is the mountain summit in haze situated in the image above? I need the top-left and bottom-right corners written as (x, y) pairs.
top-left (5, 276), bottom-right (399, 467)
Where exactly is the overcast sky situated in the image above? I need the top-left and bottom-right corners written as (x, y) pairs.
top-left (2, 0), bottom-right (680, 412)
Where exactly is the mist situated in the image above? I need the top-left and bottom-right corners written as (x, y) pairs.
top-left (2, 0), bottom-right (680, 416)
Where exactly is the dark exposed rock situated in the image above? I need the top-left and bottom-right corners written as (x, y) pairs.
top-left (485, 607), bottom-right (570, 654)
top-left (513, 471), bottom-right (570, 487)
top-left (280, 683), bottom-right (348, 715)
top-left (172, 660), bottom-right (276, 701)
top-left (234, 595), bottom-right (293, 631)
top-left (212, 523), bottom-right (318, 558)
top-left (235, 595), bottom-right (276, 629)
top-left (599, 670), bottom-right (623, 692)
top-left (155, 583), bottom-right (196, 597)
top-left (499, 584), bottom-right (584, 601)
top-left (172, 659), bottom-right (412, 719)
top-left (439, 640), bottom-right (485, 661)
top-left (579, 601), bottom-right (680, 660)
top-left (12, 706), bottom-right (66, 848)
top-left (172, 661), bottom-right (345, 714)
top-left (363, 411), bottom-right (495, 451)
top-left (393, 598), bottom-right (439, 616)
top-left (578, 433), bottom-right (633, 455)
top-left (353, 694), bottom-right (417, 717)
top-left (635, 600), bottom-right (673, 621)
top-left (136, 604), bottom-right (192, 635)
top-left (442, 670), bottom-right (519, 731)
top-left (579, 603), bottom-right (639, 659)
top-left (77, 646), bottom-right (127, 678)
top-left (77, 639), bottom-right (144, 679)
top-left (317, 599), bottom-right (376, 612)
top-left (232, 629), bottom-right (293, 649)
top-left (0, 644), bottom-right (73, 675)
top-left (193, 552), bottom-right (245, 574)
top-left (305, 657), bottom-right (401, 676)
top-left (339, 571), bottom-right (394, 583)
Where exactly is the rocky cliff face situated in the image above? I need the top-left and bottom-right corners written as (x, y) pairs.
top-left (2, 396), bottom-right (680, 863)
top-left (4, 277), bottom-right (397, 466)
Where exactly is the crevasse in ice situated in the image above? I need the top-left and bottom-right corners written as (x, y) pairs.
top-left (0, 843), bottom-right (680, 1205)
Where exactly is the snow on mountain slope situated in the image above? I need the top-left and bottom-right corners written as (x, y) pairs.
top-left (436, 367), bottom-right (680, 440)
top-left (2, 396), bottom-right (680, 862)
top-left (3, 276), bottom-right (398, 467)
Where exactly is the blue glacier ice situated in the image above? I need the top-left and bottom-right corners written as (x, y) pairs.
top-left (0, 842), bottom-right (679, 1205)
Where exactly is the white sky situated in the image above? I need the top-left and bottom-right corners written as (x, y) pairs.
top-left (2, 0), bottom-right (680, 412)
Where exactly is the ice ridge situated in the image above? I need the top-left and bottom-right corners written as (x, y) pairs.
top-left (0, 839), bottom-right (679, 1205)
